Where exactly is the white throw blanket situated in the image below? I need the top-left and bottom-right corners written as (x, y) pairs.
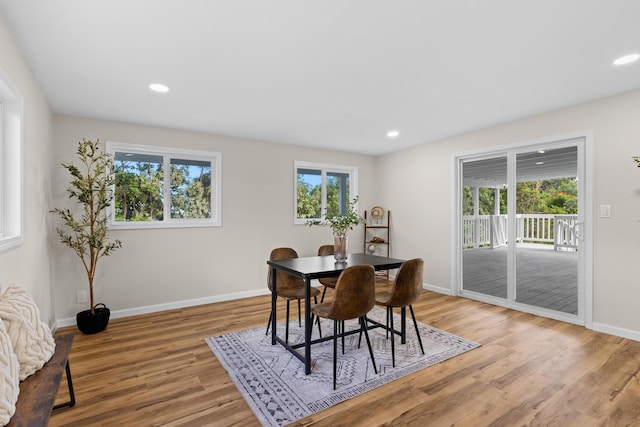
top-left (0, 284), bottom-right (55, 381)
top-left (0, 319), bottom-right (19, 426)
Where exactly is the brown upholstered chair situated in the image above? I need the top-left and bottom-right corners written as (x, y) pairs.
top-left (375, 258), bottom-right (425, 367)
top-left (266, 247), bottom-right (322, 343)
top-left (317, 244), bottom-right (338, 302)
top-left (311, 264), bottom-right (378, 390)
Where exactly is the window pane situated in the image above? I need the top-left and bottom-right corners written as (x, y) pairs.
top-left (114, 152), bottom-right (164, 221)
top-left (170, 158), bottom-right (212, 219)
top-left (326, 171), bottom-right (349, 217)
top-left (297, 168), bottom-right (321, 219)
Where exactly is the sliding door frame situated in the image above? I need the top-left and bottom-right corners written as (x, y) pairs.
top-left (451, 131), bottom-right (593, 327)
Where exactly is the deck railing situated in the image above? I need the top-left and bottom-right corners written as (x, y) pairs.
top-left (463, 214), bottom-right (578, 250)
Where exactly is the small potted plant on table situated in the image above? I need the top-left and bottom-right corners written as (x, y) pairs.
top-left (307, 197), bottom-right (364, 261)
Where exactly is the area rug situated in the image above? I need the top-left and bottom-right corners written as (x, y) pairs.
top-left (206, 307), bottom-right (479, 427)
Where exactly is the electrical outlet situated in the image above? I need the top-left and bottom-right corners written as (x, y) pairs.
top-left (76, 290), bottom-right (88, 304)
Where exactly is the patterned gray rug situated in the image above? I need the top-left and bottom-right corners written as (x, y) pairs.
top-left (206, 307), bottom-right (479, 427)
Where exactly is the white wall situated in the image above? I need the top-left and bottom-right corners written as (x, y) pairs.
top-left (375, 89), bottom-right (640, 337)
top-left (0, 17), bottom-right (55, 323)
top-left (52, 115), bottom-right (377, 320)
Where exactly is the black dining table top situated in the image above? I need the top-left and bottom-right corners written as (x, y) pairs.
top-left (267, 253), bottom-right (405, 279)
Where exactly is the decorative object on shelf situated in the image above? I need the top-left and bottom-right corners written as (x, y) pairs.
top-left (51, 139), bottom-right (122, 334)
top-left (370, 236), bottom-right (385, 243)
top-left (367, 244), bottom-right (376, 255)
top-left (370, 206), bottom-right (385, 224)
top-left (306, 197), bottom-right (364, 262)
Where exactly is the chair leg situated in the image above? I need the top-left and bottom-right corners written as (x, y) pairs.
top-left (333, 320), bottom-right (338, 390)
top-left (385, 306), bottom-right (390, 339)
top-left (388, 306), bottom-right (396, 367)
top-left (320, 286), bottom-right (328, 303)
top-left (360, 316), bottom-right (378, 374)
top-left (313, 296), bottom-right (322, 338)
top-left (409, 304), bottom-right (425, 354)
top-left (265, 309), bottom-right (273, 335)
top-left (341, 320), bottom-right (346, 354)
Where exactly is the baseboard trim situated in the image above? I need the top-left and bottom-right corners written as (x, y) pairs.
top-left (592, 322), bottom-right (640, 342)
top-left (422, 282), bottom-right (454, 296)
top-left (53, 289), bottom-right (270, 331)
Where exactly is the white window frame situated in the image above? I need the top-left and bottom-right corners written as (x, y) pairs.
top-left (293, 160), bottom-right (358, 225)
top-left (107, 141), bottom-right (222, 229)
top-left (0, 71), bottom-right (23, 252)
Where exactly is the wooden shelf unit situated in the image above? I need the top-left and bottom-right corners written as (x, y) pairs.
top-left (363, 209), bottom-right (390, 258)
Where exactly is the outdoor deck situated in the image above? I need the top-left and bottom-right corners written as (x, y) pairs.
top-left (462, 245), bottom-right (578, 314)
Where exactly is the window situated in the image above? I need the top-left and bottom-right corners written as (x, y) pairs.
top-left (0, 72), bottom-right (23, 251)
top-left (294, 161), bottom-right (358, 224)
top-left (107, 142), bottom-right (221, 229)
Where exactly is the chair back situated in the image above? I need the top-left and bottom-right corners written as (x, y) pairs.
top-left (329, 265), bottom-right (375, 321)
top-left (268, 248), bottom-right (304, 292)
top-left (318, 244), bottom-right (334, 256)
top-left (385, 258), bottom-right (424, 307)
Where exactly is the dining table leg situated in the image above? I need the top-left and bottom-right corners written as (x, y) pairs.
top-left (304, 276), bottom-right (312, 374)
top-left (271, 267), bottom-right (277, 345)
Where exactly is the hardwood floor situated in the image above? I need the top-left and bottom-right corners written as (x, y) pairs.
top-left (49, 291), bottom-right (640, 426)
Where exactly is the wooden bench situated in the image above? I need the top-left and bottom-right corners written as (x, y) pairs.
top-left (7, 333), bottom-right (76, 427)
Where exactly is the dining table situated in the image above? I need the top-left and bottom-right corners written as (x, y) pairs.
top-left (267, 252), bottom-right (405, 375)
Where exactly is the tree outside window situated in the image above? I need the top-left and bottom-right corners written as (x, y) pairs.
top-left (108, 142), bottom-right (220, 228)
top-left (295, 162), bottom-right (357, 224)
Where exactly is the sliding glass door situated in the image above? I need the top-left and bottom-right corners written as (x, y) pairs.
top-left (514, 146), bottom-right (579, 314)
top-left (458, 139), bottom-right (586, 323)
top-left (461, 156), bottom-right (508, 300)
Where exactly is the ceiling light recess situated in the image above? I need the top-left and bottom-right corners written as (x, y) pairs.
top-left (613, 53), bottom-right (640, 66)
top-left (149, 83), bottom-right (170, 93)
top-left (387, 130), bottom-right (400, 138)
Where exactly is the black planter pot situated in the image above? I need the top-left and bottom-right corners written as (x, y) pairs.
top-left (76, 303), bottom-right (110, 334)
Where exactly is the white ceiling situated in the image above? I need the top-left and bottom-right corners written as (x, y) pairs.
top-left (1, 1), bottom-right (639, 156)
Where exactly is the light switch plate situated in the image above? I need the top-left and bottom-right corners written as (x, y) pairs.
top-left (600, 205), bottom-right (611, 218)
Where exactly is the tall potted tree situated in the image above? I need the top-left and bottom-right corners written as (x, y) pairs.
top-left (51, 138), bottom-right (122, 334)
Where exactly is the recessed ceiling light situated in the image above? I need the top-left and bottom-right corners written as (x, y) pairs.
top-left (536, 161), bottom-right (544, 165)
top-left (537, 150), bottom-right (546, 154)
top-left (613, 53), bottom-right (640, 66)
top-left (149, 83), bottom-right (170, 93)
top-left (387, 130), bottom-right (399, 138)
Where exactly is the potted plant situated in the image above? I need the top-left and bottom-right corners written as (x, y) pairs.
top-left (51, 138), bottom-right (122, 334)
top-left (307, 197), bottom-right (364, 261)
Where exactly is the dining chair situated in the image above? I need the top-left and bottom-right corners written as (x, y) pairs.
top-left (374, 258), bottom-right (425, 367)
top-left (317, 244), bottom-right (338, 302)
top-left (266, 247), bottom-right (321, 343)
top-left (310, 264), bottom-right (378, 390)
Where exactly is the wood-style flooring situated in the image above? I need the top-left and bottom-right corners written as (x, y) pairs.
top-left (50, 290), bottom-right (640, 426)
